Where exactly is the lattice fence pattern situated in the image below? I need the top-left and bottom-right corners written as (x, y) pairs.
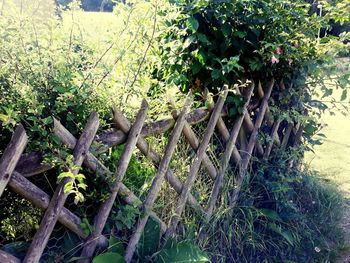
top-left (0, 79), bottom-right (304, 262)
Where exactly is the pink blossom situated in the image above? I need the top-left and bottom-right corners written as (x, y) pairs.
top-left (288, 59), bottom-right (293, 65)
top-left (276, 47), bottom-right (282, 55)
top-left (271, 55), bottom-right (279, 64)
top-left (294, 41), bottom-right (299, 48)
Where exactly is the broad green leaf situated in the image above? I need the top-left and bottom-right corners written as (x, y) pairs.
top-left (191, 61), bottom-right (202, 75)
top-left (108, 235), bottom-right (124, 255)
top-left (155, 241), bottom-right (210, 263)
top-left (211, 69), bottom-right (221, 79)
top-left (197, 33), bottom-right (209, 44)
top-left (268, 223), bottom-right (295, 246)
top-left (258, 208), bottom-right (282, 221)
top-left (137, 217), bottom-right (161, 259)
top-left (92, 252), bottom-right (126, 263)
top-left (187, 17), bottom-right (199, 32)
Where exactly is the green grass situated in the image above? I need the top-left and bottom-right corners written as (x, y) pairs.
top-left (305, 75), bottom-right (350, 195)
top-left (62, 11), bottom-right (118, 46)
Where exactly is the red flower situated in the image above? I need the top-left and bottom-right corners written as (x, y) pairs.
top-left (294, 41), bottom-right (299, 48)
top-left (271, 55), bottom-right (279, 64)
top-left (276, 47), bottom-right (282, 55)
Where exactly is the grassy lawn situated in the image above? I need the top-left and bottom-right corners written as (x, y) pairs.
top-left (62, 11), bottom-right (118, 45)
top-left (305, 109), bottom-right (350, 194)
top-left (305, 64), bottom-right (350, 196)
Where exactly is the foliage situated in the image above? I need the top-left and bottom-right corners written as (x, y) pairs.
top-left (92, 252), bottom-right (126, 263)
top-left (0, 1), bottom-right (113, 155)
top-left (199, 151), bottom-right (345, 262)
top-left (155, 241), bottom-right (210, 263)
top-left (0, 192), bottom-right (42, 242)
top-left (152, 0), bottom-right (350, 111)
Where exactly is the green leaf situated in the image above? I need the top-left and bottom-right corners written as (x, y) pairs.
top-left (42, 116), bottom-right (53, 125)
top-left (92, 252), bottom-right (126, 263)
top-left (187, 17), bottom-right (199, 32)
top-left (65, 256), bottom-right (90, 262)
top-left (63, 181), bottom-right (74, 194)
top-left (183, 35), bottom-right (196, 49)
top-left (108, 236), bottom-right (124, 254)
top-left (211, 69), bottom-right (221, 79)
top-left (0, 113), bottom-right (10, 123)
top-left (155, 241), bottom-right (210, 263)
top-left (191, 61), bottom-right (202, 75)
top-left (341, 89), bottom-right (347, 101)
top-left (268, 223), bottom-right (295, 246)
top-left (233, 31), bottom-right (247, 38)
top-left (197, 33), bottom-right (209, 44)
top-left (54, 86), bottom-right (65, 93)
top-left (137, 217), bottom-right (161, 259)
top-left (258, 208), bottom-right (282, 221)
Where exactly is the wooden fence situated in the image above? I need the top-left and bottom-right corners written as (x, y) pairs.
top-left (0, 79), bottom-right (304, 262)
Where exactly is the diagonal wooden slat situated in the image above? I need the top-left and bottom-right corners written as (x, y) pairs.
top-left (215, 117), bottom-right (242, 164)
top-left (53, 118), bottom-right (167, 229)
top-left (96, 106), bottom-right (228, 153)
top-left (0, 249), bottom-right (20, 263)
top-left (263, 119), bottom-right (281, 158)
top-left (230, 80), bottom-right (274, 206)
top-left (8, 171), bottom-right (87, 238)
top-left (293, 122), bottom-right (304, 147)
top-left (124, 96), bottom-right (192, 263)
top-left (79, 100), bottom-right (149, 262)
top-left (172, 116), bottom-right (218, 180)
top-left (206, 83), bottom-right (255, 220)
top-left (281, 123), bottom-right (294, 150)
top-left (24, 112), bottom-right (99, 263)
top-left (112, 107), bottom-right (204, 213)
top-left (164, 87), bottom-right (228, 239)
top-left (15, 152), bottom-right (52, 177)
top-left (0, 124), bottom-right (28, 197)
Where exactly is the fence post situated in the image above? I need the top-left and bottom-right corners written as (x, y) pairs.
top-left (0, 124), bottom-right (27, 197)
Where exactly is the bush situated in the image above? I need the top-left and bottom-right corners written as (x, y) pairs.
top-left (0, 2), bottom-right (114, 154)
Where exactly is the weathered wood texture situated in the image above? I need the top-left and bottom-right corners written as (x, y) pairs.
top-left (165, 88), bottom-right (228, 239)
top-left (112, 104), bottom-right (204, 213)
top-left (230, 80), bottom-right (274, 206)
top-left (0, 124), bottom-right (27, 196)
top-left (0, 249), bottom-right (21, 263)
top-left (124, 96), bottom-right (192, 263)
top-left (206, 83), bottom-right (255, 220)
top-left (79, 100), bottom-right (149, 263)
top-left (53, 115), bottom-right (167, 228)
top-left (24, 112), bottom-right (99, 263)
top-left (8, 171), bottom-right (87, 238)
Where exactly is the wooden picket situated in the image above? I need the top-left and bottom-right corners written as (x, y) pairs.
top-left (0, 79), bottom-right (305, 262)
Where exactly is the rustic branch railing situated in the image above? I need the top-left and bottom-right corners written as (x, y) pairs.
top-left (0, 79), bottom-right (304, 262)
